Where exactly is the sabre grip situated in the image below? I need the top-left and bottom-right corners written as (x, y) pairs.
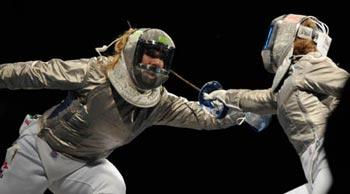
top-left (198, 81), bottom-right (228, 119)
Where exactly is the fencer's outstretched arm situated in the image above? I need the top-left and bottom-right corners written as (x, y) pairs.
top-left (207, 59), bottom-right (349, 115)
top-left (0, 58), bottom-right (92, 90)
top-left (207, 88), bottom-right (277, 115)
top-left (226, 88), bottom-right (277, 114)
top-left (153, 89), bottom-right (245, 130)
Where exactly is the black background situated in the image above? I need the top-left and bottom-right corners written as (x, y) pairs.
top-left (0, 1), bottom-right (349, 193)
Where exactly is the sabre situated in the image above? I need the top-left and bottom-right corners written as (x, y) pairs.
top-left (170, 70), bottom-right (201, 92)
top-left (170, 70), bottom-right (239, 110)
top-left (170, 70), bottom-right (271, 131)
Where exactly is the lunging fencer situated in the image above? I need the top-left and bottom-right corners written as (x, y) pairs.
top-left (0, 28), bottom-right (245, 194)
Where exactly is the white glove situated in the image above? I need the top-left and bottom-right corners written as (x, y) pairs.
top-left (203, 89), bottom-right (227, 102)
top-left (204, 89), bottom-right (241, 111)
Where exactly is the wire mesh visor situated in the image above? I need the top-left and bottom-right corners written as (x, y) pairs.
top-left (261, 14), bottom-right (304, 73)
top-left (263, 14), bottom-right (304, 50)
top-left (132, 39), bottom-right (175, 90)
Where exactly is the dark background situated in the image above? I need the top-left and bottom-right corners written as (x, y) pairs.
top-left (0, 1), bottom-right (348, 193)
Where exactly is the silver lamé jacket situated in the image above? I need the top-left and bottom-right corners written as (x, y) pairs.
top-left (224, 52), bottom-right (349, 155)
top-left (0, 56), bottom-right (244, 162)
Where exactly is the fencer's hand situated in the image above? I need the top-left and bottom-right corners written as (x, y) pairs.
top-left (204, 89), bottom-right (227, 102)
